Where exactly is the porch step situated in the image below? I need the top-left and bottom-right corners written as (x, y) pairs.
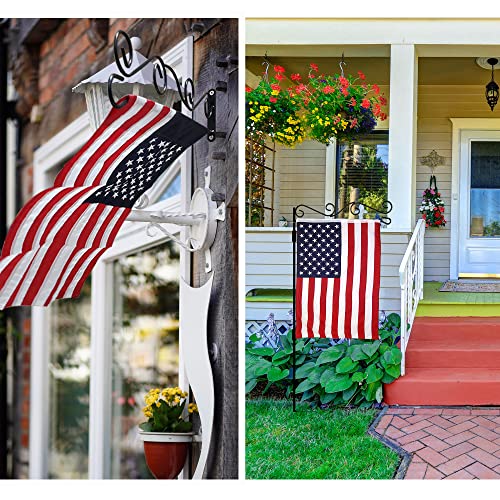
top-left (384, 316), bottom-right (500, 405)
top-left (384, 368), bottom-right (500, 406)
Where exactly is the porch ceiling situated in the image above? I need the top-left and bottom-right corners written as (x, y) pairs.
top-left (247, 56), bottom-right (500, 86)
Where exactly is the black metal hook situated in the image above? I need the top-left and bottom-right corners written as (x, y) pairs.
top-left (108, 30), bottom-right (220, 141)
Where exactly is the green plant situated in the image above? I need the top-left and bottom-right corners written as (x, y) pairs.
top-left (245, 313), bottom-right (402, 408)
top-left (139, 387), bottom-right (198, 433)
top-left (246, 64), bottom-right (305, 147)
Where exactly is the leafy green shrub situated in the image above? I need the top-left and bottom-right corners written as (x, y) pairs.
top-left (246, 313), bottom-right (402, 408)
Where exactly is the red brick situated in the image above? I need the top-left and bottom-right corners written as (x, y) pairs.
top-left (442, 441), bottom-right (476, 460)
top-left (401, 420), bottom-right (433, 434)
top-left (398, 430), bottom-right (430, 445)
top-left (390, 416), bottom-right (408, 428)
top-left (469, 435), bottom-right (500, 453)
top-left (425, 425), bottom-right (453, 440)
top-left (472, 416), bottom-right (498, 430)
top-left (404, 460), bottom-right (427, 480)
top-left (464, 462), bottom-right (500, 479)
top-left (412, 408), bottom-right (443, 415)
top-left (471, 409), bottom-right (500, 416)
top-left (402, 441), bottom-right (425, 453)
top-left (21, 433), bottom-right (29, 448)
top-left (441, 408), bottom-right (472, 416)
top-left (376, 414), bottom-right (392, 431)
top-left (415, 447), bottom-right (448, 467)
top-left (437, 453), bottom-right (476, 476)
top-left (470, 426), bottom-right (498, 441)
top-left (449, 415), bottom-right (474, 424)
top-left (424, 466), bottom-right (445, 479)
top-left (467, 448), bottom-right (500, 468)
top-left (444, 430), bottom-right (476, 446)
top-left (405, 414), bottom-right (432, 424)
top-left (446, 421), bottom-right (477, 434)
top-left (428, 415), bottom-right (454, 428)
top-left (386, 407), bottom-right (414, 415)
top-left (420, 435), bottom-right (450, 452)
top-left (385, 425), bottom-right (405, 440)
top-left (444, 469), bottom-right (475, 479)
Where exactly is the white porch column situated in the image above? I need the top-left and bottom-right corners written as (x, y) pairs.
top-left (388, 44), bottom-right (418, 232)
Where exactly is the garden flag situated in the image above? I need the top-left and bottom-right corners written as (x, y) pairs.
top-left (295, 219), bottom-right (381, 339)
top-left (0, 95), bottom-right (206, 309)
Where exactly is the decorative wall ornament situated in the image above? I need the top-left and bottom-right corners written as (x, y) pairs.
top-left (420, 149), bottom-right (445, 173)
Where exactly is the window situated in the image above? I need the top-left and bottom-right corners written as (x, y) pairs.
top-left (110, 241), bottom-right (180, 479)
top-left (335, 132), bottom-right (389, 218)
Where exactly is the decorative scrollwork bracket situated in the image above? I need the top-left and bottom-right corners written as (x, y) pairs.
top-left (107, 30), bottom-right (223, 142)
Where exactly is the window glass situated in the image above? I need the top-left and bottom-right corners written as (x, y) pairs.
top-left (470, 141), bottom-right (500, 238)
top-left (48, 280), bottom-right (91, 479)
top-left (110, 241), bottom-right (180, 479)
top-left (336, 133), bottom-right (389, 218)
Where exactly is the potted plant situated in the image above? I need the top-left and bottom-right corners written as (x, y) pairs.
top-left (295, 63), bottom-right (388, 144)
top-left (246, 64), bottom-right (305, 147)
top-left (138, 387), bottom-right (198, 479)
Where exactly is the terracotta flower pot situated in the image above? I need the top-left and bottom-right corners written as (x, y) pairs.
top-left (138, 431), bottom-right (193, 479)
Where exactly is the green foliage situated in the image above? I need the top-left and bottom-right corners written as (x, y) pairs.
top-left (246, 400), bottom-right (400, 479)
top-left (139, 398), bottom-right (193, 433)
top-left (484, 221), bottom-right (500, 237)
top-left (245, 313), bottom-right (402, 407)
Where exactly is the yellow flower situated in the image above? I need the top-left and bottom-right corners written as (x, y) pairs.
top-left (188, 403), bottom-right (198, 414)
top-left (271, 90), bottom-right (279, 96)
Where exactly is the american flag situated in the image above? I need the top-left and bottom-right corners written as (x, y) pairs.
top-left (0, 95), bottom-right (206, 309)
top-left (295, 219), bottom-right (381, 339)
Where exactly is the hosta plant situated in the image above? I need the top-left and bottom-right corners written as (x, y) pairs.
top-left (246, 313), bottom-right (402, 408)
top-left (139, 387), bottom-right (198, 433)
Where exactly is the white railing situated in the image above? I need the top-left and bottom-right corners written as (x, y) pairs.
top-left (399, 219), bottom-right (426, 376)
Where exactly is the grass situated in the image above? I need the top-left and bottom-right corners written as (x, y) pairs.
top-left (246, 399), bottom-right (400, 480)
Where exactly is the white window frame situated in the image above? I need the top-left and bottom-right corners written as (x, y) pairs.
top-left (29, 37), bottom-right (194, 479)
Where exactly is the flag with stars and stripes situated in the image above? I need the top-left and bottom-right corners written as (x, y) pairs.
top-left (0, 94), bottom-right (206, 309)
top-left (295, 219), bottom-right (381, 339)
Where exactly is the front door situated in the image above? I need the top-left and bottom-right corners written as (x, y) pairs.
top-left (459, 130), bottom-right (500, 277)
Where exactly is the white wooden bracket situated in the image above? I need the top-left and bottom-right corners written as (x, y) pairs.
top-left (126, 166), bottom-right (225, 273)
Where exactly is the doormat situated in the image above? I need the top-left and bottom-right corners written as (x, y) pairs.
top-left (439, 280), bottom-right (500, 293)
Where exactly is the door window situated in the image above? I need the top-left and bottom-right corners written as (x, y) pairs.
top-left (470, 141), bottom-right (500, 238)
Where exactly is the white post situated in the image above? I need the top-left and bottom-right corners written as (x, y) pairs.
top-left (388, 44), bottom-right (418, 233)
top-left (325, 141), bottom-right (337, 209)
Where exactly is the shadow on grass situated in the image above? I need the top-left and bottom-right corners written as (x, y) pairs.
top-left (246, 399), bottom-right (400, 480)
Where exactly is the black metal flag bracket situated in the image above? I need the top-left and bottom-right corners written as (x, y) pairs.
top-left (107, 30), bottom-right (223, 142)
top-left (291, 201), bottom-right (393, 412)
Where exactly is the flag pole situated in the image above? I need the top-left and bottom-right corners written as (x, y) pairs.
top-left (292, 207), bottom-right (297, 412)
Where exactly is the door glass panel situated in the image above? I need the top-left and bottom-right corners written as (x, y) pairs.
top-left (470, 141), bottom-right (500, 237)
top-left (48, 279), bottom-right (92, 479)
top-left (110, 241), bottom-right (180, 479)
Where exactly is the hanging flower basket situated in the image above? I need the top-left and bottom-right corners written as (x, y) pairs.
top-left (139, 387), bottom-right (199, 479)
top-left (294, 64), bottom-right (388, 144)
top-left (246, 62), bottom-right (387, 146)
top-left (245, 65), bottom-right (305, 147)
top-left (419, 175), bottom-right (446, 228)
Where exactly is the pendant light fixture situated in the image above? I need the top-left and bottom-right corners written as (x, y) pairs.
top-left (485, 57), bottom-right (499, 111)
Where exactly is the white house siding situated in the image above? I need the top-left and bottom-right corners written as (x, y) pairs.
top-left (275, 141), bottom-right (327, 223)
top-left (416, 84), bottom-right (492, 281)
top-left (246, 228), bottom-right (410, 321)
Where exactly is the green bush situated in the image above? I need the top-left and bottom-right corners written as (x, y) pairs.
top-left (246, 313), bottom-right (402, 408)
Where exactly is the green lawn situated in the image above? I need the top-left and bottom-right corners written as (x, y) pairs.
top-left (246, 399), bottom-right (400, 480)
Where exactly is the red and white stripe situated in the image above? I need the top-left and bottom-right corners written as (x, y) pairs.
top-left (0, 94), bottom-right (167, 309)
top-left (295, 219), bottom-right (381, 340)
top-left (55, 95), bottom-right (174, 187)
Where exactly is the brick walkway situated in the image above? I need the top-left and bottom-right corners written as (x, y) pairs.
top-left (374, 406), bottom-right (500, 479)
